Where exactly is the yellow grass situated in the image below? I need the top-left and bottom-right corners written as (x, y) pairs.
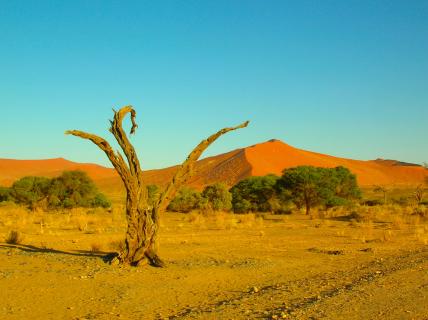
top-left (0, 202), bottom-right (427, 319)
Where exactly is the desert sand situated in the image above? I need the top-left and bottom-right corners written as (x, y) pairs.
top-left (0, 204), bottom-right (427, 320)
top-left (1, 141), bottom-right (428, 319)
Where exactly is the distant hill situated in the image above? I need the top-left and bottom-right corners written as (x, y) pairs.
top-left (1, 140), bottom-right (427, 198)
top-left (0, 157), bottom-right (116, 186)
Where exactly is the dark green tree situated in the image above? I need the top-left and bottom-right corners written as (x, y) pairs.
top-left (201, 183), bottom-right (232, 211)
top-left (0, 187), bottom-right (11, 202)
top-left (9, 171), bottom-right (110, 209)
top-left (167, 187), bottom-right (203, 213)
top-left (230, 175), bottom-right (286, 213)
top-left (276, 166), bottom-right (324, 215)
top-left (323, 166), bottom-right (361, 207)
top-left (10, 176), bottom-right (51, 209)
top-left (277, 166), bottom-right (361, 215)
top-left (49, 170), bottom-right (110, 208)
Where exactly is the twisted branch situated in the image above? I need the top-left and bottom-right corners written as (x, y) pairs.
top-left (109, 106), bottom-right (142, 181)
top-left (64, 130), bottom-right (131, 185)
top-left (156, 120), bottom-right (250, 213)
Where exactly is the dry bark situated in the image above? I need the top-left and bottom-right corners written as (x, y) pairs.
top-left (66, 106), bottom-right (248, 267)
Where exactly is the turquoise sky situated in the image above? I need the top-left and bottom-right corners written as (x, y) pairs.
top-left (1, 1), bottom-right (427, 169)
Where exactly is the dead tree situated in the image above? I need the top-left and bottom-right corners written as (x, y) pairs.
top-left (414, 185), bottom-right (424, 206)
top-left (66, 106), bottom-right (248, 267)
top-left (374, 185), bottom-right (388, 205)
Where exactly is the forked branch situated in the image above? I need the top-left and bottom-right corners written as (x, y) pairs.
top-left (64, 130), bottom-right (131, 184)
top-left (156, 120), bottom-right (250, 212)
top-left (109, 106), bottom-right (142, 179)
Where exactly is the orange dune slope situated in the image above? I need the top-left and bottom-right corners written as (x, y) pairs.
top-left (244, 140), bottom-right (427, 186)
top-left (0, 158), bottom-right (117, 187)
top-left (1, 140), bottom-right (427, 192)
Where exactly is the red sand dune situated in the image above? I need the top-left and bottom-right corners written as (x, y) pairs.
top-left (244, 140), bottom-right (427, 186)
top-left (0, 158), bottom-right (116, 187)
top-left (1, 140), bottom-right (427, 195)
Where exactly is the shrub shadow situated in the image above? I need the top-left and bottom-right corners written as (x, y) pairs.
top-left (0, 243), bottom-right (117, 263)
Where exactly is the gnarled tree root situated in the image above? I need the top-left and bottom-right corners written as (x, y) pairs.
top-left (108, 251), bottom-right (165, 268)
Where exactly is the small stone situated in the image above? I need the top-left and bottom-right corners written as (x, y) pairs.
top-left (251, 286), bottom-right (259, 293)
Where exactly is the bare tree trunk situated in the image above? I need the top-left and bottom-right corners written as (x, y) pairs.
top-left (304, 192), bottom-right (310, 215)
top-left (66, 106), bottom-right (248, 267)
top-left (305, 202), bottom-right (311, 216)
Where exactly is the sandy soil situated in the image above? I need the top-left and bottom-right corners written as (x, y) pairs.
top-left (0, 212), bottom-right (427, 320)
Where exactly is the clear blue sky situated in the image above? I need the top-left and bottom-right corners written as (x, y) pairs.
top-left (1, 1), bottom-right (427, 169)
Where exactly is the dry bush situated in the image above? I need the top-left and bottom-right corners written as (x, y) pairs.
top-left (392, 214), bottom-right (408, 230)
top-left (90, 242), bottom-right (103, 253)
top-left (5, 230), bottom-right (24, 244)
top-left (71, 215), bottom-right (88, 232)
top-left (187, 212), bottom-right (206, 229)
top-left (109, 239), bottom-right (125, 252)
top-left (237, 213), bottom-right (256, 225)
top-left (359, 221), bottom-right (374, 243)
top-left (381, 230), bottom-right (394, 242)
top-left (414, 226), bottom-right (428, 245)
top-left (66, 208), bottom-right (114, 233)
top-left (212, 212), bottom-right (237, 230)
top-left (413, 205), bottom-right (427, 219)
top-left (338, 204), bottom-right (428, 229)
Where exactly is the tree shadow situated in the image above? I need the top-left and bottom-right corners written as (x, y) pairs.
top-left (0, 243), bottom-right (117, 263)
top-left (328, 212), bottom-right (362, 222)
top-left (328, 214), bottom-right (391, 225)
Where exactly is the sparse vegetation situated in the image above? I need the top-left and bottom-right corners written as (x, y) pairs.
top-left (0, 187), bottom-right (11, 202)
top-left (1, 191), bottom-right (427, 318)
top-left (167, 187), bottom-right (204, 213)
top-left (277, 166), bottom-right (361, 215)
top-left (3, 171), bottom-right (111, 210)
top-left (414, 185), bottom-right (425, 206)
top-left (374, 185), bottom-right (388, 204)
top-left (90, 242), bottom-right (103, 253)
top-left (230, 175), bottom-right (289, 214)
top-left (5, 230), bottom-right (24, 244)
top-left (201, 183), bottom-right (232, 212)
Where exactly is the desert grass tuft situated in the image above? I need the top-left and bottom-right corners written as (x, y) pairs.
top-left (109, 239), bottom-right (125, 253)
top-left (187, 212), bottom-right (206, 229)
top-left (5, 230), bottom-right (24, 244)
top-left (90, 242), bottom-right (103, 253)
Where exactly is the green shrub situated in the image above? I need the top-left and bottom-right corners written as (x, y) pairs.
top-left (167, 187), bottom-right (203, 213)
top-left (276, 166), bottom-right (361, 215)
top-left (8, 170), bottom-right (110, 209)
top-left (10, 176), bottom-right (51, 209)
top-left (201, 183), bottom-right (232, 211)
top-left (230, 175), bottom-right (289, 213)
top-left (0, 187), bottom-right (11, 202)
